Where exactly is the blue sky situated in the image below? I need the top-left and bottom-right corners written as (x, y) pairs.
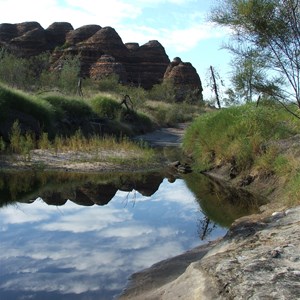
top-left (0, 0), bottom-right (233, 98)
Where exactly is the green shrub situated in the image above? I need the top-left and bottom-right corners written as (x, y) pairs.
top-left (119, 86), bottom-right (147, 110)
top-left (9, 120), bottom-right (35, 159)
top-left (136, 111), bottom-right (153, 129)
top-left (21, 131), bottom-right (35, 161)
top-left (38, 132), bottom-right (51, 149)
top-left (9, 120), bottom-right (22, 153)
top-left (95, 74), bottom-right (121, 92)
top-left (43, 94), bottom-right (94, 120)
top-left (148, 80), bottom-right (176, 103)
top-left (90, 95), bottom-right (122, 119)
top-left (0, 49), bottom-right (31, 89)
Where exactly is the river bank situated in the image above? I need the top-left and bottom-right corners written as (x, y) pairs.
top-left (0, 148), bottom-right (162, 173)
top-left (118, 158), bottom-right (300, 299)
top-left (0, 126), bottom-right (188, 173)
top-left (119, 205), bottom-right (300, 299)
top-left (119, 124), bottom-right (300, 299)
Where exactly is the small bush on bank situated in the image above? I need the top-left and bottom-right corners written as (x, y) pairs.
top-left (9, 120), bottom-right (35, 160)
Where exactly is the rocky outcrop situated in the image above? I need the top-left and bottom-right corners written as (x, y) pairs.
top-left (45, 22), bottom-right (74, 49)
top-left (9, 27), bottom-right (48, 56)
top-left (0, 23), bottom-right (19, 42)
top-left (2, 22), bottom-right (46, 56)
top-left (125, 40), bottom-right (171, 89)
top-left (0, 22), bottom-right (73, 56)
top-left (163, 57), bottom-right (203, 102)
top-left (89, 54), bottom-right (127, 82)
top-left (84, 26), bottom-right (129, 61)
top-left (83, 26), bottom-right (129, 80)
top-left (65, 24), bottom-right (101, 45)
top-left (119, 206), bottom-right (300, 299)
top-left (16, 22), bottom-right (43, 36)
top-left (0, 21), bottom-right (203, 99)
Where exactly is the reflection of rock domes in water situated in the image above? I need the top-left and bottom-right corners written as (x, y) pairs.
top-left (116, 173), bottom-right (164, 197)
top-left (0, 171), bottom-right (172, 208)
top-left (42, 192), bottom-right (68, 206)
top-left (4, 172), bottom-right (165, 207)
top-left (78, 183), bottom-right (118, 206)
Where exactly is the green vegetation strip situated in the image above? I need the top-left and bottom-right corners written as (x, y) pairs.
top-left (183, 102), bottom-right (300, 206)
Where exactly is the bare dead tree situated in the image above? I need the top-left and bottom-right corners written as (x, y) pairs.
top-left (77, 77), bottom-right (83, 97)
top-left (210, 66), bottom-right (221, 109)
top-left (120, 94), bottom-right (134, 111)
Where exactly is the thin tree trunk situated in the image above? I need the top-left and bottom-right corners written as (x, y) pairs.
top-left (210, 66), bottom-right (221, 109)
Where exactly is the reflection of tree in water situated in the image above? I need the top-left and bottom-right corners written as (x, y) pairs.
top-left (122, 190), bottom-right (138, 208)
top-left (183, 172), bottom-right (265, 228)
top-left (197, 213), bottom-right (218, 241)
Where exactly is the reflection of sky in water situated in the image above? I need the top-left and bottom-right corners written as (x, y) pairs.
top-left (0, 178), bottom-right (226, 300)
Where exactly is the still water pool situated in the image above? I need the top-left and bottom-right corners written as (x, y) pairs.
top-left (0, 170), bottom-right (262, 299)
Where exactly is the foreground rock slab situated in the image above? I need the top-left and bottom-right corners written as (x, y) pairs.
top-left (119, 206), bottom-right (300, 299)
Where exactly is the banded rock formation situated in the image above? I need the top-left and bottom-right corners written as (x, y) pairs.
top-left (0, 21), bottom-right (203, 101)
top-left (164, 57), bottom-right (203, 102)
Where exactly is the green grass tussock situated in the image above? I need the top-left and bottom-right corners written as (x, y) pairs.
top-left (0, 83), bottom-right (55, 130)
top-left (183, 102), bottom-right (300, 171)
top-left (42, 94), bottom-right (95, 120)
top-left (0, 83), bottom-right (155, 140)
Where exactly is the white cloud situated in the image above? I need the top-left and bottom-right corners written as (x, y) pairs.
top-left (119, 21), bottom-right (228, 54)
top-left (132, 240), bottom-right (185, 269)
top-left (164, 22), bottom-right (227, 52)
top-left (102, 224), bottom-right (153, 238)
top-left (0, 200), bottom-right (51, 224)
top-left (0, 0), bottom-right (141, 29)
top-left (41, 206), bottom-right (133, 232)
top-left (130, 0), bottom-right (196, 4)
top-left (0, 0), bottom-right (228, 53)
top-left (64, 0), bottom-right (141, 27)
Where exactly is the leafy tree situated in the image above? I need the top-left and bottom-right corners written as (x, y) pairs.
top-left (211, 0), bottom-right (300, 112)
top-left (0, 49), bottom-right (53, 91)
top-left (0, 49), bottom-right (32, 89)
top-left (58, 55), bottom-right (81, 94)
top-left (230, 49), bottom-right (267, 102)
top-left (223, 87), bottom-right (240, 106)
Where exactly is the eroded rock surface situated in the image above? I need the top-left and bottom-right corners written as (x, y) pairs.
top-left (119, 206), bottom-right (300, 299)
